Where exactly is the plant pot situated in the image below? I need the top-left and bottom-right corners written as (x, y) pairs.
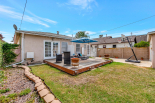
top-left (115, 57), bottom-right (118, 58)
top-left (104, 54), bottom-right (109, 59)
top-left (141, 58), bottom-right (143, 60)
top-left (71, 58), bottom-right (79, 66)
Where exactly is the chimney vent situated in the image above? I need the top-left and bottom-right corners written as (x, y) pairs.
top-left (106, 34), bottom-right (107, 37)
top-left (57, 31), bottom-right (59, 35)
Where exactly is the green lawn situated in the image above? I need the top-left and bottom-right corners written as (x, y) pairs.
top-left (31, 62), bottom-right (155, 103)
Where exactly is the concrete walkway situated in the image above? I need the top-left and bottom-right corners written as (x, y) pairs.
top-left (111, 58), bottom-right (152, 68)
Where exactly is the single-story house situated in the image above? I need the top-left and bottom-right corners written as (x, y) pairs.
top-left (147, 31), bottom-right (155, 68)
top-left (13, 30), bottom-right (91, 62)
top-left (91, 35), bottom-right (136, 48)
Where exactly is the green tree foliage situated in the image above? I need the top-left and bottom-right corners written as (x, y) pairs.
top-left (75, 31), bottom-right (89, 38)
top-left (2, 43), bottom-right (19, 68)
top-left (134, 41), bottom-right (149, 47)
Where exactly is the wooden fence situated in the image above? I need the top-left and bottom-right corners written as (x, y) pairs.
top-left (97, 47), bottom-right (149, 60)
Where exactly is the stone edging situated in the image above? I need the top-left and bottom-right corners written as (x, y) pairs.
top-left (18, 66), bottom-right (61, 103)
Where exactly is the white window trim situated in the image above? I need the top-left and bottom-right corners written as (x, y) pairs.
top-left (44, 40), bottom-right (60, 59)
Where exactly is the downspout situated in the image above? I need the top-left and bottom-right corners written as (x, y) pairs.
top-left (21, 32), bottom-right (24, 62)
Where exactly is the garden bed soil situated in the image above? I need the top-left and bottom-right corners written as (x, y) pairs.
top-left (0, 68), bottom-right (41, 103)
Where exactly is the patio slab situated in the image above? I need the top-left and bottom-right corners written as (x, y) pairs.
top-left (111, 58), bottom-right (152, 67)
top-left (44, 58), bottom-right (112, 75)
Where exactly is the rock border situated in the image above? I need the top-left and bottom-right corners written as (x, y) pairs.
top-left (18, 65), bottom-right (61, 103)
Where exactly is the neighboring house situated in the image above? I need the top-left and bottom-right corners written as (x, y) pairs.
top-left (135, 34), bottom-right (147, 43)
top-left (147, 31), bottom-right (155, 68)
top-left (91, 35), bottom-right (136, 48)
top-left (13, 30), bottom-right (91, 62)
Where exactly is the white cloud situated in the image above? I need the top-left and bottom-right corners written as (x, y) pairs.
top-left (68, 0), bottom-right (98, 10)
top-left (101, 30), bottom-right (107, 33)
top-left (65, 28), bottom-right (71, 33)
top-left (85, 31), bottom-right (96, 35)
top-left (0, 5), bottom-right (57, 28)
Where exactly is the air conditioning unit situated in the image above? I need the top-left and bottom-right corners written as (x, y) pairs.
top-left (26, 52), bottom-right (34, 58)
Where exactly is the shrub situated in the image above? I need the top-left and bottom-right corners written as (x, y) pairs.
top-left (2, 43), bottom-right (19, 68)
top-left (0, 88), bottom-right (10, 94)
top-left (134, 41), bottom-right (149, 47)
top-left (19, 88), bottom-right (31, 97)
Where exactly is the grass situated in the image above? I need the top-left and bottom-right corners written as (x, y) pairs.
top-left (7, 93), bottom-right (17, 99)
top-left (0, 88), bottom-right (10, 94)
top-left (19, 88), bottom-right (31, 97)
top-left (0, 70), bottom-right (7, 85)
top-left (31, 63), bottom-right (155, 103)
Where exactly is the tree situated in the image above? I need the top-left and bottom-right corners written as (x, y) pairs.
top-left (75, 31), bottom-right (89, 38)
top-left (1, 43), bottom-right (19, 68)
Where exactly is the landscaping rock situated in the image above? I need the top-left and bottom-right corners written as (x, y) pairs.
top-left (35, 82), bottom-right (43, 90)
top-left (37, 84), bottom-right (46, 92)
top-left (43, 94), bottom-right (55, 103)
top-left (51, 100), bottom-right (61, 103)
top-left (38, 89), bottom-right (49, 98)
top-left (35, 79), bottom-right (42, 84)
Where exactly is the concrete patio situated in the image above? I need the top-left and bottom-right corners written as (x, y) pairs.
top-left (111, 58), bottom-right (152, 67)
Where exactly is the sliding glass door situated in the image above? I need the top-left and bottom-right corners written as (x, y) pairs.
top-left (44, 41), bottom-right (60, 59)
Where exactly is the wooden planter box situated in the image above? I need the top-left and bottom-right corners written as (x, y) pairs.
top-left (71, 58), bottom-right (80, 66)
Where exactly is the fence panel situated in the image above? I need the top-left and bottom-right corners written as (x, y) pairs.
top-left (97, 47), bottom-right (149, 60)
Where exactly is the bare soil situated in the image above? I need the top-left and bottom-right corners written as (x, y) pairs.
top-left (0, 68), bottom-right (40, 103)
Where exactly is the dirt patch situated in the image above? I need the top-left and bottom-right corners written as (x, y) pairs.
top-left (0, 68), bottom-right (40, 103)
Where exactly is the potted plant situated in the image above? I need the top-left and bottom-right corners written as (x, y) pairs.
top-left (141, 57), bottom-right (144, 60)
top-left (115, 56), bottom-right (118, 58)
top-left (104, 54), bottom-right (109, 59)
top-left (99, 55), bottom-right (101, 57)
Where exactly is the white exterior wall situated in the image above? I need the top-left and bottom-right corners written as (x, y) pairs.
top-left (97, 42), bottom-right (135, 48)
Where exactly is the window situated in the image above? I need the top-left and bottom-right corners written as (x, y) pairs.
top-left (76, 44), bottom-right (80, 53)
top-left (113, 45), bottom-right (116, 48)
top-left (87, 45), bottom-right (90, 55)
top-left (103, 45), bottom-right (106, 48)
top-left (62, 42), bottom-right (67, 53)
top-left (84, 44), bottom-right (86, 50)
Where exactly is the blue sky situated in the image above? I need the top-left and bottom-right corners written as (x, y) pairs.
top-left (0, 0), bottom-right (155, 42)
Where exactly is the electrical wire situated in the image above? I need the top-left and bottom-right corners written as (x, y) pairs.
top-left (89, 15), bottom-right (155, 37)
top-left (20, 0), bottom-right (27, 29)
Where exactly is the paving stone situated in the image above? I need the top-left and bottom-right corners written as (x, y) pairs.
top-left (35, 79), bottom-right (42, 83)
top-left (39, 89), bottom-right (49, 98)
top-left (32, 77), bottom-right (40, 82)
top-left (37, 84), bottom-right (46, 92)
top-left (51, 100), bottom-right (61, 103)
top-left (28, 75), bottom-right (36, 81)
top-left (35, 82), bottom-right (43, 90)
top-left (43, 94), bottom-right (55, 103)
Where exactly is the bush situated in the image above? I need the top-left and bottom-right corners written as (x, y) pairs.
top-left (134, 41), bottom-right (149, 47)
top-left (19, 88), bottom-right (31, 97)
top-left (2, 43), bottom-right (19, 68)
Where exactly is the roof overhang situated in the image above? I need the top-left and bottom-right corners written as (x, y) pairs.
top-left (147, 31), bottom-right (155, 41)
top-left (15, 30), bottom-right (74, 40)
